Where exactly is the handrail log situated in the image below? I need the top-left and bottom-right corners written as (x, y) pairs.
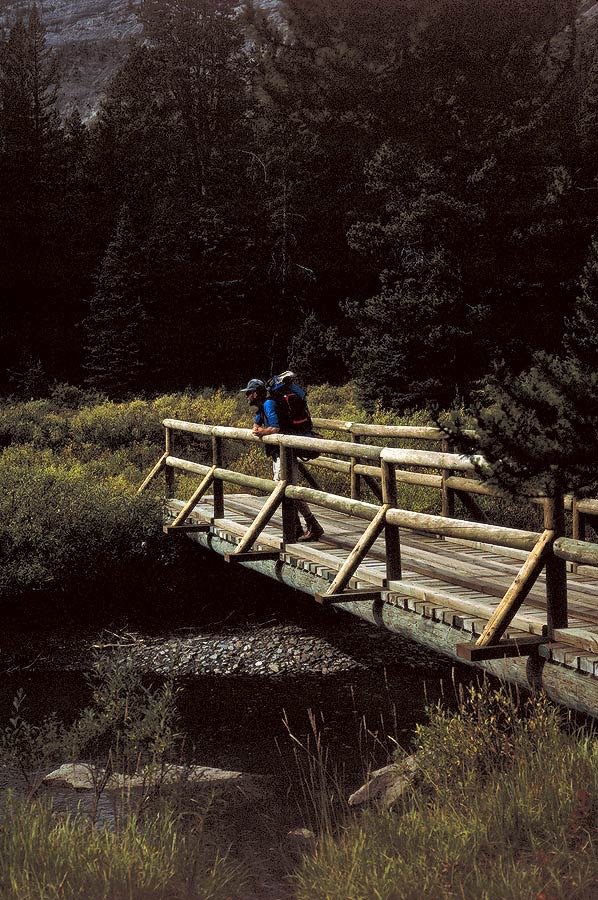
top-left (162, 420), bottom-right (383, 461)
top-left (385, 507), bottom-right (540, 551)
top-left (311, 418), bottom-right (477, 441)
top-left (285, 485), bottom-right (381, 521)
top-left (349, 424), bottom-right (445, 439)
top-left (380, 447), bottom-right (480, 472)
top-left (553, 536), bottom-right (598, 567)
top-left (166, 456), bottom-right (277, 493)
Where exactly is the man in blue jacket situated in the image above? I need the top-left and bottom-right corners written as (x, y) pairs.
top-left (240, 377), bottom-right (324, 542)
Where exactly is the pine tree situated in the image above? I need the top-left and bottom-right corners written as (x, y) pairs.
top-left (83, 206), bottom-right (149, 397)
top-left (142, 0), bottom-right (248, 199)
top-left (0, 6), bottom-right (66, 393)
top-left (444, 229), bottom-right (598, 497)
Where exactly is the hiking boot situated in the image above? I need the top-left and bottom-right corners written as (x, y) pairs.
top-left (297, 521), bottom-right (324, 542)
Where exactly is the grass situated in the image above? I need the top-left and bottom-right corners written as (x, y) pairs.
top-left (0, 794), bottom-right (242, 900)
top-left (294, 684), bottom-right (598, 900)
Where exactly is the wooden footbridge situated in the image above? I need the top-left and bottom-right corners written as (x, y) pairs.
top-left (139, 416), bottom-right (598, 716)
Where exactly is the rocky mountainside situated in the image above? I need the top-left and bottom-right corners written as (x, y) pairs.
top-left (0, 0), bottom-right (143, 117)
top-left (0, 1), bottom-right (597, 120)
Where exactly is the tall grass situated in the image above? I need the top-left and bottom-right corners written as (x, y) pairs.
top-left (294, 684), bottom-right (598, 900)
top-left (0, 794), bottom-right (242, 900)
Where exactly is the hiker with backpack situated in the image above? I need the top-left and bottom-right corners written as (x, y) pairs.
top-left (240, 374), bottom-right (324, 542)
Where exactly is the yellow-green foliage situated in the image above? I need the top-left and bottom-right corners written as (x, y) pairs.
top-left (295, 686), bottom-right (598, 900)
top-left (0, 446), bottom-right (160, 597)
top-left (0, 794), bottom-right (241, 900)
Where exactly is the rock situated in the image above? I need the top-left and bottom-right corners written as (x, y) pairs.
top-left (43, 762), bottom-right (272, 800)
top-left (286, 827), bottom-right (316, 854)
top-left (348, 754), bottom-right (419, 809)
top-left (43, 763), bottom-right (97, 790)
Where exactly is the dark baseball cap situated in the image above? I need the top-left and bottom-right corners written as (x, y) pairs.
top-left (239, 378), bottom-right (265, 393)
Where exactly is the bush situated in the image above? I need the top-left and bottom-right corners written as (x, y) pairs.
top-left (0, 446), bottom-right (160, 601)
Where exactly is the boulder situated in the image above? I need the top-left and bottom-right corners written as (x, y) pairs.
top-left (348, 754), bottom-right (418, 809)
top-left (43, 762), bottom-right (271, 800)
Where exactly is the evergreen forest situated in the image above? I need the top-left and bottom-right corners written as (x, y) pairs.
top-left (2, 0), bottom-right (598, 418)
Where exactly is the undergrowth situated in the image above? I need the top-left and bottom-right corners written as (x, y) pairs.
top-left (295, 684), bottom-right (598, 900)
top-left (0, 657), bottom-right (244, 899)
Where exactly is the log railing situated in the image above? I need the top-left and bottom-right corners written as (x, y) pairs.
top-left (138, 418), bottom-right (598, 660)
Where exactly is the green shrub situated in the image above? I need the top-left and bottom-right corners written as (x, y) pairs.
top-left (0, 446), bottom-right (160, 600)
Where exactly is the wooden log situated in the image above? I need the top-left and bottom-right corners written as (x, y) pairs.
top-left (311, 417), bottom-right (353, 432)
top-left (315, 590), bottom-right (382, 605)
top-left (382, 460), bottom-right (401, 582)
top-left (544, 495), bottom-right (568, 633)
top-left (163, 419), bottom-right (214, 437)
top-left (212, 435), bottom-right (224, 518)
top-left (308, 457), bottom-right (351, 475)
top-left (234, 481), bottom-right (287, 555)
top-left (553, 537), bottom-right (598, 567)
top-left (444, 475), bottom-right (503, 497)
top-left (384, 507), bottom-right (540, 551)
top-left (354, 463), bottom-right (383, 479)
top-left (166, 457), bottom-right (276, 493)
top-left (326, 504), bottom-right (390, 595)
top-left (350, 424), bottom-right (445, 440)
top-left (163, 523), bottom-right (210, 534)
top-left (165, 428), bottom-right (176, 499)
top-left (381, 447), bottom-right (479, 472)
top-left (166, 457), bottom-right (211, 478)
top-left (395, 470), bottom-right (442, 488)
top-left (278, 433), bottom-right (382, 461)
top-left (475, 529), bottom-right (554, 647)
top-left (576, 498), bottom-right (598, 516)
top-left (457, 636), bottom-right (546, 661)
top-left (138, 452), bottom-right (168, 494)
top-left (285, 485), bottom-right (381, 521)
top-left (169, 466), bottom-right (216, 528)
top-left (351, 433), bottom-right (361, 500)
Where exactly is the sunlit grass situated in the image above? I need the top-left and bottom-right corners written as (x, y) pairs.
top-left (294, 685), bottom-right (598, 900)
top-left (0, 793), bottom-right (242, 900)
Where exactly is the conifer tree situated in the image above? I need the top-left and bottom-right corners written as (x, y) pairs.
top-left (444, 230), bottom-right (598, 497)
top-left (83, 206), bottom-right (149, 397)
top-left (0, 5), bottom-right (66, 393)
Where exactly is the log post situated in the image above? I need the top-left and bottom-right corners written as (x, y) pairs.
top-left (441, 438), bottom-right (455, 518)
top-left (350, 431), bottom-right (361, 500)
top-left (212, 435), bottom-right (224, 519)
top-left (571, 496), bottom-right (584, 574)
top-left (544, 494), bottom-right (568, 634)
top-left (165, 427), bottom-right (176, 499)
top-left (381, 459), bottom-right (401, 582)
top-left (280, 444), bottom-right (298, 543)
